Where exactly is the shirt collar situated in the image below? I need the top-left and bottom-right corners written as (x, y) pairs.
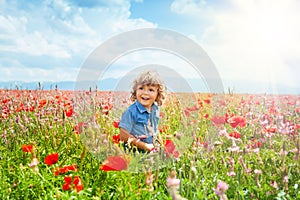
top-left (135, 101), bottom-right (158, 114)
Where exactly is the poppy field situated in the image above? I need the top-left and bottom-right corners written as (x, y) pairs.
top-left (0, 89), bottom-right (299, 199)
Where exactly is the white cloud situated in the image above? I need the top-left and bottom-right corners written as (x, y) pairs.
top-left (171, 0), bottom-right (208, 15)
top-left (170, 0), bottom-right (300, 90)
top-left (0, 0), bottom-right (156, 82)
top-left (201, 0), bottom-right (300, 88)
top-left (0, 13), bottom-right (74, 58)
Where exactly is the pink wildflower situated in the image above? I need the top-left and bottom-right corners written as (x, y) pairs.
top-left (283, 175), bottom-right (288, 183)
top-left (228, 140), bottom-right (240, 152)
top-left (254, 169), bottom-right (262, 188)
top-left (252, 148), bottom-right (260, 153)
top-left (28, 157), bottom-right (39, 173)
top-left (213, 181), bottom-right (229, 200)
top-left (166, 170), bottom-right (187, 200)
top-left (28, 158), bottom-right (39, 168)
top-left (270, 180), bottom-right (279, 190)
top-left (227, 171), bottom-right (236, 176)
top-left (254, 169), bottom-right (262, 174)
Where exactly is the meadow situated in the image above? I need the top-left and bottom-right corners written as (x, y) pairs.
top-left (0, 89), bottom-right (299, 199)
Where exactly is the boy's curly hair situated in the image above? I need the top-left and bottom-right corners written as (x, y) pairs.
top-left (130, 70), bottom-right (166, 106)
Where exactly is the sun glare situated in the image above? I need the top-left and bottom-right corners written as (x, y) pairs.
top-left (250, 4), bottom-right (294, 48)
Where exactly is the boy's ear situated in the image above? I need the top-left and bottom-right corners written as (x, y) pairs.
top-left (155, 94), bottom-right (159, 101)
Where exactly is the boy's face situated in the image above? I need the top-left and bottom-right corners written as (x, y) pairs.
top-left (136, 84), bottom-right (159, 111)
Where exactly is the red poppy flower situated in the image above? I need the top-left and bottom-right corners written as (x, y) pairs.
top-left (2, 99), bottom-right (9, 104)
top-left (249, 138), bottom-right (262, 148)
top-left (201, 141), bottom-right (209, 148)
top-left (197, 99), bottom-right (203, 107)
top-left (203, 99), bottom-right (211, 104)
top-left (74, 122), bottom-right (87, 134)
top-left (264, 125), bottom-right (277, 133)
top-left (65, 164), bottom-right (77, 171)
top-left (16, 103), bottom-right (24, 112)
top-left (225, 113), bottom-right (234, 123)
top-left (112, 134), bottom-right (120, 144)
top-left (101, 104), bottom-right (112, 115)
top-left (113, 120), bottom-right (120, 128)
top-left (185, 105), bottom-right (200, 112)
top-left (164, 139), bottom-right (179, 158)
top-left (184, 109), bottom-right (190, 117)
top-left (64, 107), bottom-right (73, 117)
top-left (44, 153), bottom-right (59, 166)
top-left (228, 117), bottom-right (239, 128)
top-left (62, 175), bottom-right (84, 192)
top-left (73, 175), bottom-right (84, 192)
top-left (2, 106), bottom-right (10, 116)
top-left (229, 132), bottom-right (241, 139)
top-left (228, 116), bottom-right (247, 128)
top-left (63, 102), bottom-right (71, 107)
top-left (211, 116), bottom-right (226, 125)
top-left (62, 183), bottom-right (71, 191)
top-left (54, 164), bottom-right (78, 176)
top-left (64, 175), bottom-right (73, 184)
top-left (100, 156), bottom-right (128, 171)
top-left (253, 141), bottom-right (262, 148)
top-left (39, 99), bottom-right (47, 107)
top-left (102, 109), bottom-right (109, 115)
top-left (22, 144), bottom-right (34, 153)
top-left (62, 176), bottom-right (73, 191)
top-left (29, 106), bottom-right (35, 112)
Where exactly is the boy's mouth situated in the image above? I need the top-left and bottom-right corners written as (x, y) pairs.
top-left (141, 97), bottom-right (150, 101)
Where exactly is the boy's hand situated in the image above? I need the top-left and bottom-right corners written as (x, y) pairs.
top-left (145, 143), bottom-right (159, 153)
top-left (145, 143), bottom-right (154, 152)
top-left (150, 147), bottom-right (159, 153)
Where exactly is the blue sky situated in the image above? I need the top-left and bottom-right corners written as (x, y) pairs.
top-left (0, 0), bottom-right (299, 93)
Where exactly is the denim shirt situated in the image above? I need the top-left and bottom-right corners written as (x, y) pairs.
top-left (119, 101), bottom-right (160, 144)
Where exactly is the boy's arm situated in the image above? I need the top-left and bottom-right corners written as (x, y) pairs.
top-left (120, 128), bottom-right (153, 152)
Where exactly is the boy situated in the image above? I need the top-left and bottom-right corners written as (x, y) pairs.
top-left (119, 70), bottom-right (166, 152)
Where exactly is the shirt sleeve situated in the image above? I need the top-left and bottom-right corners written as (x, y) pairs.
top-left (119, 109), bottom-right (135, 133)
